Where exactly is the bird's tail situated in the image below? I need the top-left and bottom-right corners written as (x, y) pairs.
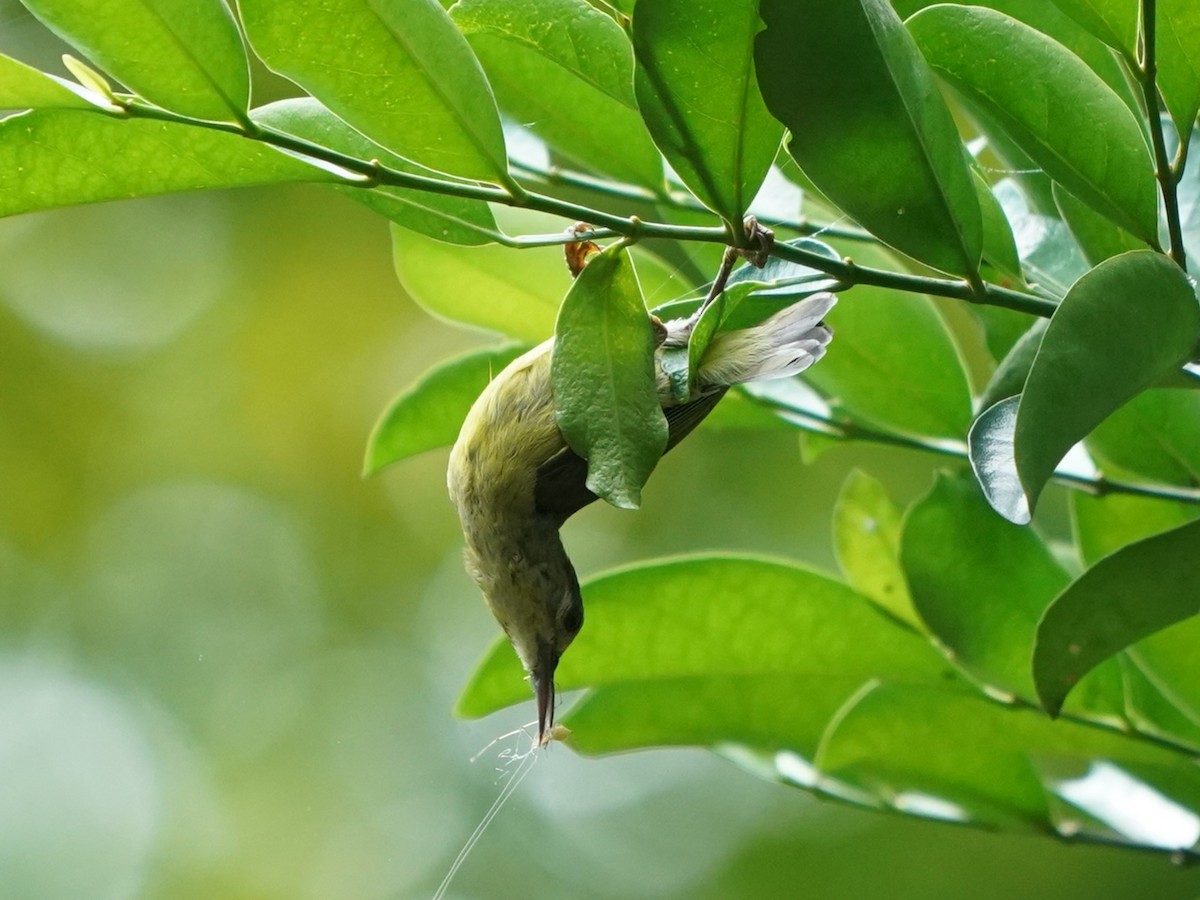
top-left (695, 291), bottom-right (837, 388)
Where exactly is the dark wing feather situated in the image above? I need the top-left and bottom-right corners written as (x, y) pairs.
top-left (534, 387), bottom-right (728, 520)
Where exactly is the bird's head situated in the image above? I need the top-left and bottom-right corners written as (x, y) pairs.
top-left (468, 532), bottom-right (584, 742)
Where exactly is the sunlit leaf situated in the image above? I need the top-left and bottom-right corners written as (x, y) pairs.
top-left (756, 0), bottom-right (982, 276)
top-left (551, 244), bottom-right (666, 508)
top-left (391, 224), bottom-right (568, 340)
top-left (240, 0), bottom-right (510, 184)
top-left (833, 470), bottom-right (922, 630)
top-left (453, 0), bottom-right (664, 191)
top-left (0, 53), bottom-right (94, 110)
top-left (22, 0), bottom-right (248, 121)
top-left (0, 108), bottom-right (338, 218)
top-left (1034, 519), bottom-right (1200, 716)
top-left (908, 5), bottom-right (1158, 241)
top-left (363, 343), bottom-right (530, 476)
top-left (254, 98), bottom-right (499, 245)
top-left (632, 0), bottom-right (782, 225)
top-left (456, 555), bottom-right (949, 718)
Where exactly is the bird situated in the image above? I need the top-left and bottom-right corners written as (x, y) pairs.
top-left (447, 271), bottom-right (836, 743)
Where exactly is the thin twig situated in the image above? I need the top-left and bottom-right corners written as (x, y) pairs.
top-left (746, 389), bottom-right (1200, 507)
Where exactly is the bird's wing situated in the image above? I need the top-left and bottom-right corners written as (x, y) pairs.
top-left (533, 387), bottom-right (728, 520)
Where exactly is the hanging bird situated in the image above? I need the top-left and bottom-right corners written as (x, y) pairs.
top-left (447, 253), bottom-right (836, 742)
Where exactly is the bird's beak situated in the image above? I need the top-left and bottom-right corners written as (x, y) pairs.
top-left (533, 643), bottom-right (559, 743)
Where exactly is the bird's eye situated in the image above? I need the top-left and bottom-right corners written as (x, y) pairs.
top-left (561, 603), bottom-right (584, 634)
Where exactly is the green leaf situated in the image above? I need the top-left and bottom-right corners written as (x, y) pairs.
top-left (1046, 0), bottom-right (1137, 55)
top-left (994, 178), bottom-right (1089, 299)
top-left (0, 53), bottom-right (95, 110)
top-left (968, 396), bottom-right (1029, 524)
top-left (456, 555), bottom-right (949, 719)
top-left (551, 244), bottom-right (666, 508)
top-left (803, 246), bottom-right (973, 440)
top-left (1034, 519), bottom-right (1200, 716)
top-left (0, 108), bottom-right (338, 218)
top-left (811, 682), bottom-right (1191, 833)
top-left (1053, 183), bottom-right (1146, 266)
top-left (1159, 0), bottom-right (1200, 155)
top-left (452, 0), bottom-right (664, 191)
top-left (566, 676), bottom-right (1195, 847)
top-left (391, 222), bottom-right (569, 341)
top-left (756, 0), bottom-right (982, 276)
top-left (239, 0), bottom-right (510, 184)
top-left (973, 168), bottom-right (1022, 282)
top-left (977, 319), bottom-right (1048, 412)
top-left (22, 0), bottom-right (248, 121)
top-left (1086, 389), bottom-right (1200, 485)
top-left (908, 5), bottom-right (1158, 241)
top-left (902, 471), bottom-right (1123, 722)
top-left (1014, 251), bottom-right (1199, 514)
top-left (632, 0), bottom-right (782, 225)
top-left (363, 343), bottom-right (530, 476)
top-left (1072, 492), bottom-right (1200, 566)
top-left (254, 98), bottom-right (499, 245)
top-left (833, 470), bottom-right (922, 630)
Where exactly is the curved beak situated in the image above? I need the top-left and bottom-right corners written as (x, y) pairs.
top-left (533, 643), bottom-right (559, 743)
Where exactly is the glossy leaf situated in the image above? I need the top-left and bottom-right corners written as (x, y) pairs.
top-left (240, 0), bottom-right (510, 184)
top-left (453, 0), bottom-right (664, 191)
top-left (1034, 519), bottom-right (1200, 716)
top-left (0, 108), bottom-right (338, 218)
top-left (456, 555), bottom-right (949, 718)
top-left (632, 0), bottom-right (782, 225)
top-left (908, 5), bottom-right (1158, 241)
top-left (968, 397), bottom-right (1030, 524)
top-left (1014, 251), bottom-right (1200, 514)
top-left (803, 247), bottom-right (973, 440)
top-left (22, 0), bottom-right (248, 121)
top-left (1160, 0), bottom-right (1200, 155)
top-left (391, 224), bottom-right (568, 341)
top-left (254, 98), bottom-right (499, 245)
top-left (363, 343), bottom-right (530, 476)
top-left (0, 53), bottom-right (95, 110)
top-left (551, 245), bottom-right (666, 508)
top-left (756, 0), bottom-right (981, 276)
top-left (833, 470), bottom-right (922, 630)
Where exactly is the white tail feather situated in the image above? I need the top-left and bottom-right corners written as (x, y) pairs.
top-left (697, 291), bottom-right (836, 387)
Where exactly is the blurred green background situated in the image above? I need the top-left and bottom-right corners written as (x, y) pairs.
top-left (3, 4), bottom-right (1200, 898)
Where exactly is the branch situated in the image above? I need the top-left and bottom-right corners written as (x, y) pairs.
top-left (119, 98), bottom-right (1058, 319)
top-left (1139, 0), bottom-right (1188, 271)
top-left (745, 388), bottom-right (1200, 507)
